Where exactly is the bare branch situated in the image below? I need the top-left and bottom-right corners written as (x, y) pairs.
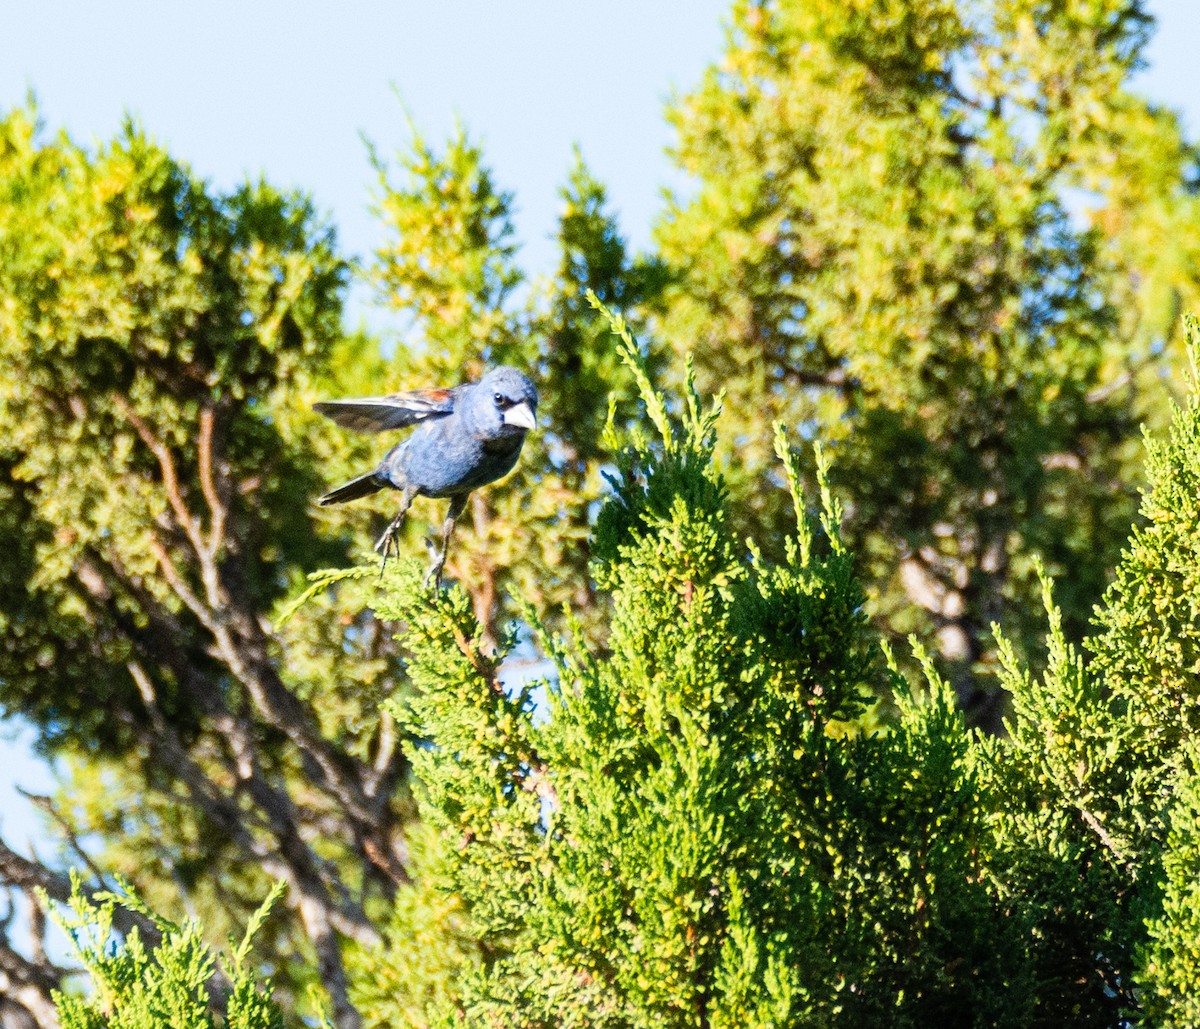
top-left (0, 934), bottom-right (65, 1029)
top-left (26, 888), bottom-right (48, 971)
top-left (111, 396), bottom-right (205, 557)
top-left (146, 539), bottom-right (223, 632)
top-left (1079, 807), bottom-right (1132, 866)
top-left (197, 405), bottom-right (228, 558)
top-left (145, 509), bottom-right (405, 880)
top-left (0, 837), bottom-right (161, 949)
top-left (85, 550), bottom-right (408, 897)
top-left (0, 839), bottom-right (72, 906)
top-left (125, 663), bottom-right (383, 949)
top-left (14, 790), bottom-right (108, 887)
top-left (63, 403), bottom-right (406, 1029)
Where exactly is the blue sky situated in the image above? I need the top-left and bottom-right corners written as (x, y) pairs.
top-left (0, 0), bottom-right (1198, 853)
top-left (3, 2), bottom-right (1194, 324)
top-left (0, 2), bottom-right (736, 328)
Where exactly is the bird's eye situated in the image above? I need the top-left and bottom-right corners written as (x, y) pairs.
top-left (493, 392), bottom-right (512, 410)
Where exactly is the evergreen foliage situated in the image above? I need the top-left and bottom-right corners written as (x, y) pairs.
top-left (0, 100), bottom-right (661, 1028)
top-left (341, 310), bottom-right (1200, 1026)
top-left (352, 303), bottom-right (1026, 1026)
top-left (1141, 746), bottom-right (1200, 1026)
top-left (364, 130), bottom-right (662, 641)
top-left (0, 106), bottom-right (409, 1025)
top-left (50, 877), bottom-right (286, 1029)
top-left (345, 824), bottom-right (480, 1029)
top-left (40, 303), bottom-right (1200, 1025)
top-left (982, 314), bottom-right (1200, 1020)
top-left (655, 0), bottom-right (1200, 724)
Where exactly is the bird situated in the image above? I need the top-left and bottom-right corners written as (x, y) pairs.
top-left (314, 366), bottom-right (538, 585)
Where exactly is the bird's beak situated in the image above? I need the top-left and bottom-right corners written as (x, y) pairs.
top-left (503, 402), bottom-right (537, 430)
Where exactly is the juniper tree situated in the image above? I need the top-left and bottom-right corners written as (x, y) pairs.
top-left (62, 305), bottom-right (1200, 1025)
top-left (1140, 746), bottom-right (1200, 1026)
top-left (7, 6), bottom-right (1200, 1024)
top-left (49, 878), bottom-right (286, 1029)
top-left (350, 303), bottom-right (1026, 1026)
top-left (0, 101), bottom-right (665, 1027)
top-left (655, 0), bottom-right (1200, 725)
top-left (982, 315), bottom-right (1200, 1023)
top-left (0, 107), bottom-right (408, 1028)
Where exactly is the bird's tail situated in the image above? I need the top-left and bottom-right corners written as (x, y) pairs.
top-left (319, 470), bottom-right (387, 506)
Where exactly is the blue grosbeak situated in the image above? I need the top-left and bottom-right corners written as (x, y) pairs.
top-left (315, 367), bottom-right (538, 584)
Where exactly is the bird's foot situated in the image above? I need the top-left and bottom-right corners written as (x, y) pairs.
top-left (422, 536), bottom-right (446, 589)
top-left (374, 520), bottom-right (400, 556)
top-left (374, 512), bottom-right (407, 580)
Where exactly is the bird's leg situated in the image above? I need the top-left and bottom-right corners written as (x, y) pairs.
top-left (375, 487), bottom-right (417, 578)
top-left (424, 493), bottom-right (468, 589)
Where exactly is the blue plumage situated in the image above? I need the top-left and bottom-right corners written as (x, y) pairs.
top-left (315, 367), bottom-right (538, 583)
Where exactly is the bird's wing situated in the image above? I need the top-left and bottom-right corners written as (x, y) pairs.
top-left (313, 387), bottom-right (458, 434)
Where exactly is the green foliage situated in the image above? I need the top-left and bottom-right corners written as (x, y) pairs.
top-left (347, 824), bottom-right (481, 1029)
top-left (0, 104), bottom-right (411, 1020)
top-left (984, 570), bottom-right (1140, 1022)
top-left (342, 306), bottom-right (1200, 1026)
top-left (1092, 315), bottom-right (1200, 761)
top-left (535, 152), bottom-right (668, 470)
top-left (0, 91), bottom-right (663, 1028)
top-left (7, 4), bottom-right (1200, 1024)
top-left (0, 104), bottom-right (341, 745)
top-left (654, 0), bottom-right (1198, 721)
top-left (368, 120), bottom-right (521, 378)
top-left (1140, 746), bottom-right (1200, 1027)
top-left (356, 303), bottom-right (1026, 1026)
top-left (979, 315), bottom-right (1200, 1022)
top-left (49, 877), bottom-right (285, 1029)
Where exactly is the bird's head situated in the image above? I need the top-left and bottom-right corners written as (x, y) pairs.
top-left (466, 367), bottom-right (539, 441)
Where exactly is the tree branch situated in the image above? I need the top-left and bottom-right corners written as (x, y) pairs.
top-left (111, 396), bottom-right (206, 559)
top-left (125, 662), bottom-right (382, 947)
top-left (15, 790), bottom-right (108, 887)
top-left (0, 933), bottom-right (65, 1029)
top-left (197, 405), bottom-right (229, 559)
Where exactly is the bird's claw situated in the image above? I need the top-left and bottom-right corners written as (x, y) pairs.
top-left (374, 513), bottom-right (406, 580)
top-left (422, 537), bottom-right (446, 589)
